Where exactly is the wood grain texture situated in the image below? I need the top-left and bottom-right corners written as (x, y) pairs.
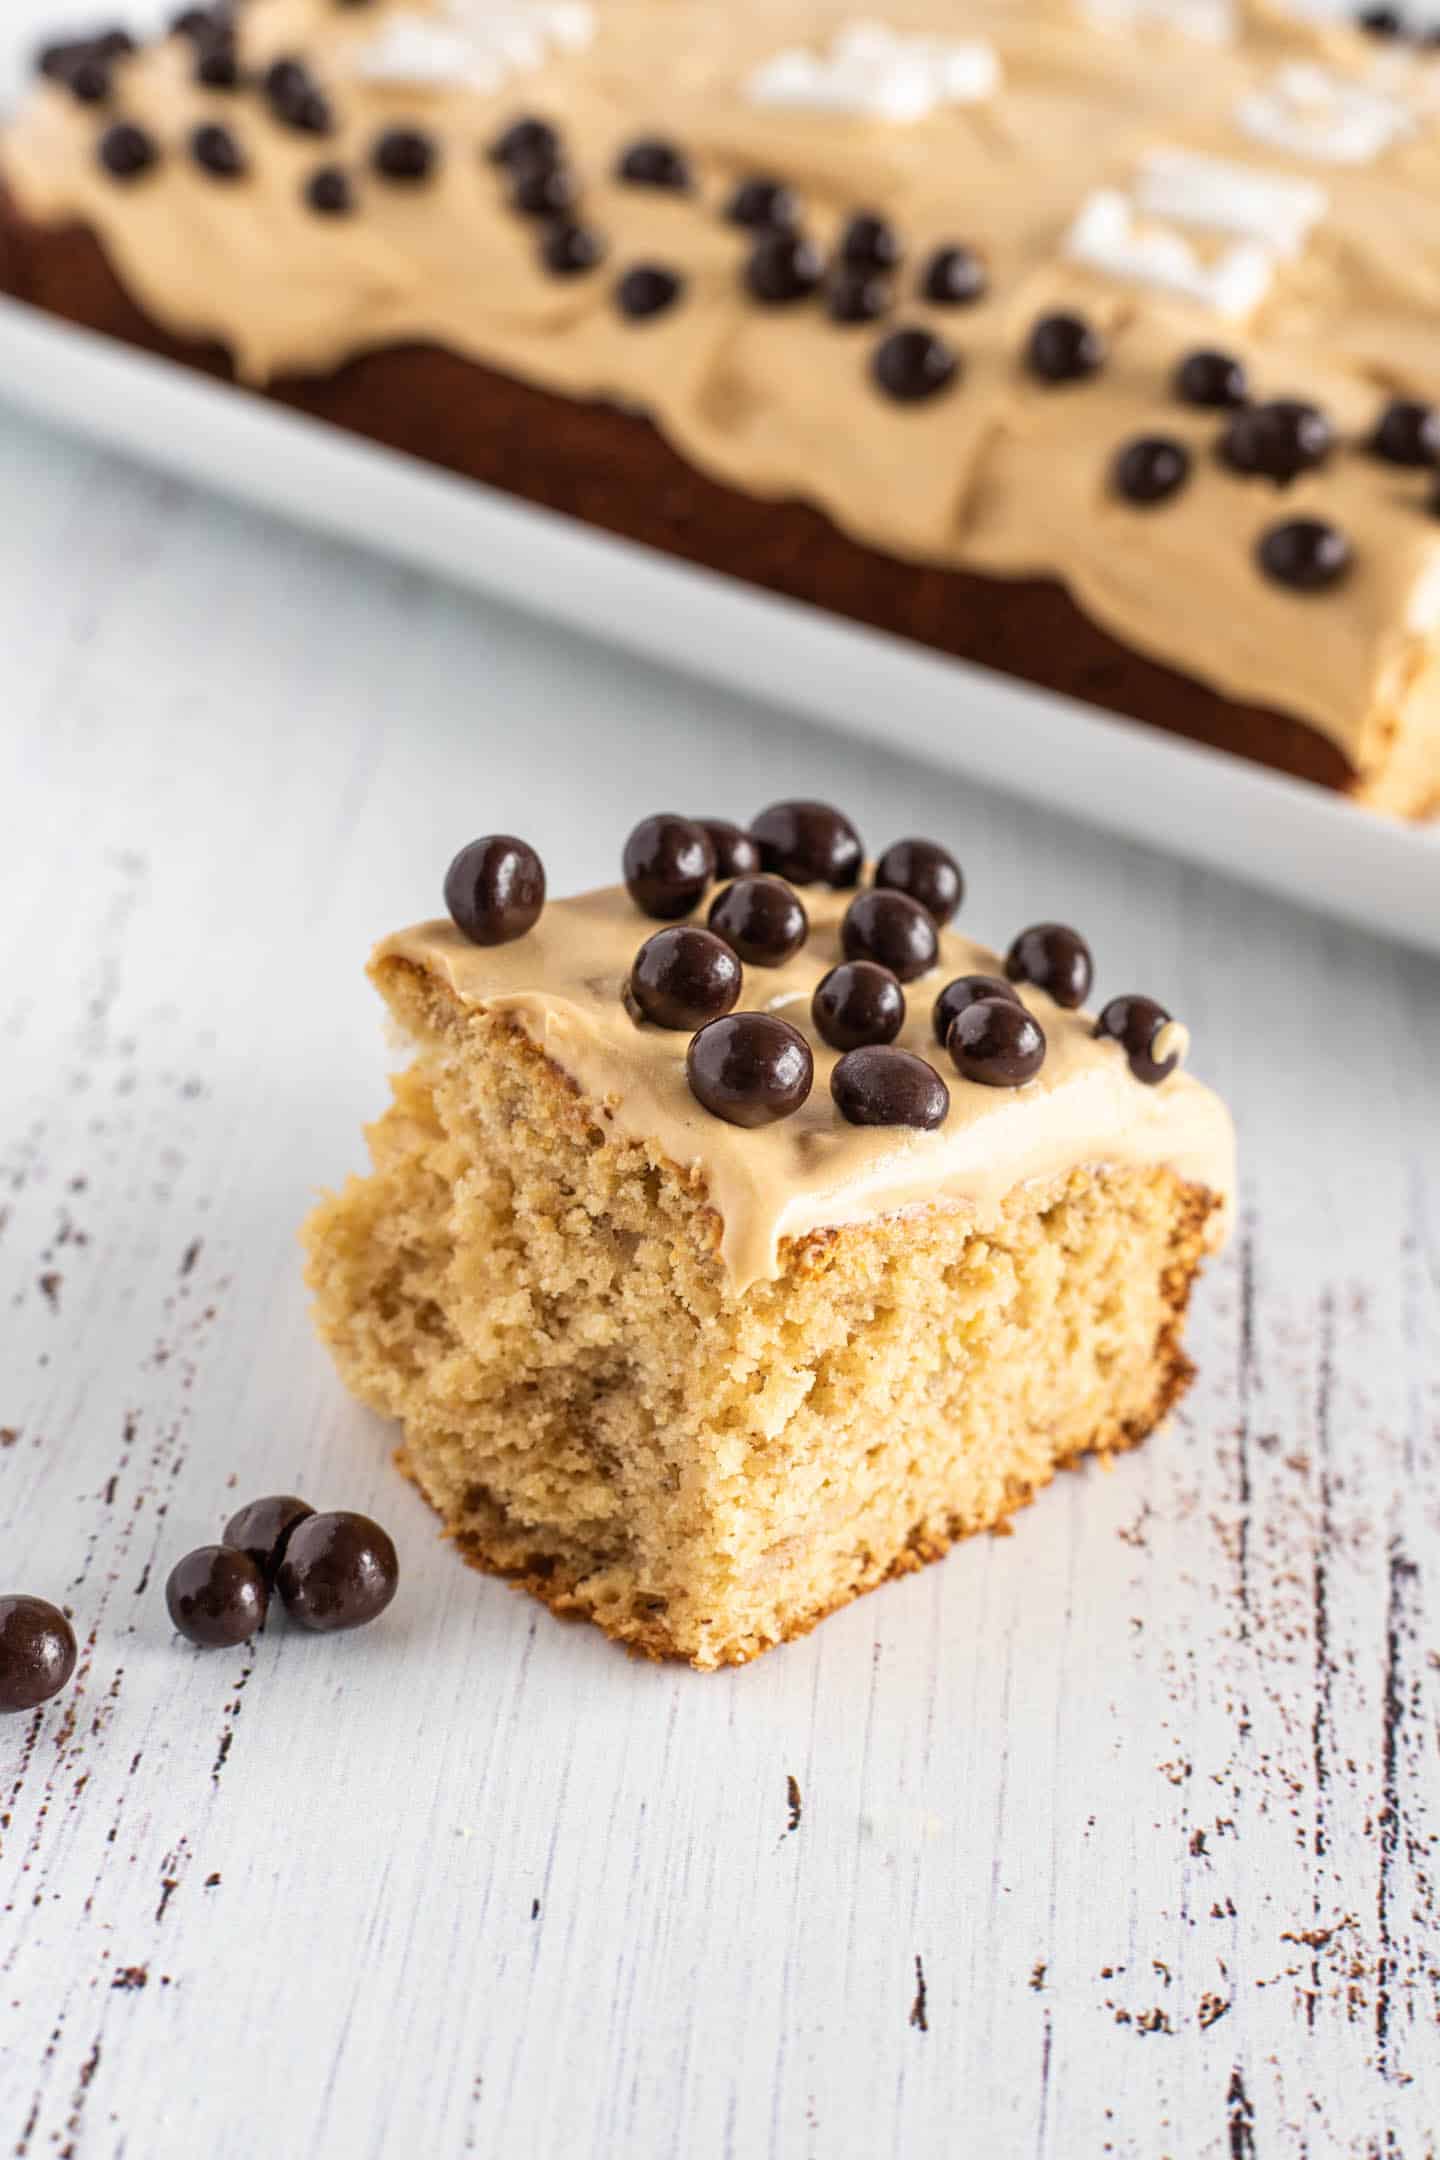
top-left (0, 394), bottom-right (1437, 2159)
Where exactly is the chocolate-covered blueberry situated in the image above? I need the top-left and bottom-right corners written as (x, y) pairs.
top-left (1370, 398), bottom-right (1440, 467)
top-left (222, 1495), bottom-right (314, 1587)
top-left (277, 1512), bottom-right (399, 1633)
top-left (873, 837), bottom-right (963, 925)
top-left (812, 961), bottom-right (905, 1051)
top-left (839, 212), bottom-right (901, 270)
top-left (1026, 311), bottom-right (1104, 384)
top-left (1005, 922), bottom-right (1093, 1009)
top-left (1094, 994), bottom-right (1187, 1084)
top-left (1219, 399), bottom-right (1331, 483)
top-left (627, 926), bottom-right (741, 1030)
top-left (622, 814), bottom-right (715, 918)
top-left (444, 834), bottom-right (546, 945)
top-left (745, 230), bottom-right (823, 304)
top-left (932, 973), bottom-right (1020, 1046)
top-left (1112, 436), bottom-right (1191, 506)
top-left (488, 115), bottom-right (560, 169)
top-left (841, 890), bottom-right (939, 983)
top-left (615, 264), bottom-right (684, 320)
top-left (725, 176), bottom-right (799, 230)
top-left (708, 875), bottom-right (808, 965)
top-left (920, 244), bottom-right (986, 306)
top-left (751, 800), bottom-right (863, 888)
top-left (872, 326), bottom-right (958, 403)
top-left (1256, 517), bottom-right (1351, 591)
top-left (616, 137), bottom-right (691, 190)
top-left (166, 1547), bottom-right (267, 1649)
top-left (372, 127), bottom-right (438, 183)
top-left (98, 121), bottom-right (158, 181)
top-left (686, 1013), bottom-right (814, 1128)
top-left (832, 1046), bottom-right (949, 1129)
top-left (948, 998), bottom-right (1047, 1087)
top-left (0, 1596), bottom-right (77, 1714)
top-left (1173, 347), bottom-right (1247, 409)
top-left (698, 820), bottom-right (760, 879)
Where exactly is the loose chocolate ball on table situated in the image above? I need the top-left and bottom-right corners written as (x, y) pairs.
top-left (1256, 517), bottom-right (1351, 591)
top-left (278, 1512), bottom-right (399, 1633)
top-left (932, 972), bottom-right (1020, 1046)
top-left (697, 819), bottom-right (760, 879)
top-left (873, 837), bottom-right (963, 925)
top-left (920, 244), bottom-right (986, 307)
top-left (1219, 399), bottom-right (1331, 483)
top-left (372, 127), bottom-right (438, 183)
top-left (750, 799), bottom-right (863, 888)
top-left (872, 326), bottom-right (958, 404)
top-left (1094, 994), bottom-right (1188, 1084)
top-left (166, 1546), bottom-right (268, 1649)
top-left (746, 230), bottom-right (823, 305)
top-left (0, 1596), bottom-right (77, 1714)
top-left (1005, 922), bottom-right (1093, 1009)
top-left (832, 1045), bottom-right (949, 1129)
top-left (488, 115), bottom-right (560, 169)
top-left (1173, 347), bottom-right (1247, 409)
top-left (725, 176), bottom-right (799, 231)
top-left (948, 997), bottom-right (1047, 1087)
top-left (627, 926), bottom-right (741, 1030)
top-left (839, 212), bottom-right (901, 270)
top-left (841, 889), bottom-right (939, 983)
top-left (1370, 398), bottom-right (1440, 467)
top-left (223, 1494), bottom-right (315, 1586)
top-left (686, 1012), bottom-right (814, 1128)
top-left (616, 137), bottom-right (692, 190)
top-left (1025, 311), bottom-right (1104, 384)
top-left (707, 875), bottom-right (808, 965)
top-left (812, 960), bottom-right (905, 1051)
top-left (622, 813), bottom-right (715, 918)
top-left (445, 834), bottom-right (546, 945)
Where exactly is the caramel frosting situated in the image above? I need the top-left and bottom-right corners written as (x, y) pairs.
top-left (376, 883), bottom-right (1235, 1292)
top-left (7, 1), bottom-right (1440, 784)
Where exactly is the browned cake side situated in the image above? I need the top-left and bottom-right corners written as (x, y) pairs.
top-left (0, 186), bottom-right (1361, 799)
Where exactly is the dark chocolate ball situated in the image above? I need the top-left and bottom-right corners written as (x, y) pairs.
top-left (194, 36), bottom-right (241, 88)
top-left (750, 800), bottom-right (863, 888)
top-left (627, 926), bottom-right (741, 1030)
top-left (745, 230), bottom-right (823, 305)
top-left (1370, 398), bottom-right (1440, 467)
top-left (0, 1596), bottom-right (77, 1714)
top-left (831, 1046), bottom-right (949, 1129)
top-left (616, 137), bottom-right (692, 190)
top-left (707, 875), bottom-right (808, 966)
top-left (1358, 5), bottom-right (1403, 32)
top-left (686, 1013), bottom-right (814, 1128)
top-left (222, 1495), bottom-right (315, 1587)
top-left (839, 212), bottom-right (901, 270)
top-left (841, 889), bottom-right (939, 983)
top-left (488, 116), bottom-right (560, 169)
top-left (166, 1547), bottom-right (268, 1649)
top-left (812, 961), bottom-right (905, 1051)
top-left (304, 164), bottom-right (354, 215)
top-left (873, 837), bottom-right (963, 925)
top-left (1004, 922), bottom-right (1093, 1009)
top-left (948, 998), bottom-right (1047, 1087)
top-left (920, 244), bottom-right (986, 306)
top-left (1173, 348), bottom-right (1247, 409)
top-left (1256, 518), bottom-right (1351, 592)
top-left (1219, 399), bottom-right (1332, 483)
top-left (1094, 994), bottom-right (1184, 1085)
top-left (1026, 312), bottom-right (1104, 384)
top-left (372, 127), bottom-right (438, 183)
top-left (615, 264), bottom-right (684, 320)
top-left (725, 176), bottom-right (799, 230)
top-left (98, 121), bottom-right (158, 181)
top-left (932, 973), bottom-right (1020, 1045)
top-left (872, 326), bottom-right (959, 403)
top-left (445, 835), bottom-right (547, 945)
top-left (541, 220), bottom-right (605, 276)
top-left (510, 159), bottom-right (575, 217)
top-left (697, 820), bottom-right (760, 879)
top-left (191, 122), bottom-right (246, 179)
top-left (827, 266), bottom-right (891, 325)
top-left (622, 814), bottom-right (715, 918)
top-left (61, 52), bottom-right (111, 102)
top-left (277, 1512), bottom-right (399, 1633)
top-left (1111, 436), bottom-right (1191, 506)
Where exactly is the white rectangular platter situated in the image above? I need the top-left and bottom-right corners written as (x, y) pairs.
top-left (0, 286), bottom-right (1436, 952)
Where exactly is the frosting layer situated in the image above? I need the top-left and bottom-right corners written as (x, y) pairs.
top-left (7, 2), bottom-right (1440, 782)
top-left (377, 883), bottom-right (1236, 1292)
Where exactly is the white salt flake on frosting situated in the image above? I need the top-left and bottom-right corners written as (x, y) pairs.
top-left (1236, 61), bottom-right (1417, 164)
top-left (1082, 0), bottom-right (1234, 46)
top-left (747, 19), bottom-right (1000, 122)
top-left (349, 2), bottom-right (593, 91)
top-left (1065, 148), bottom-right (1327, 317)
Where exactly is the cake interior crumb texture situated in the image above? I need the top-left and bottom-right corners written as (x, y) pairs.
top-left (303, 958), bottom-right (1219, 1668)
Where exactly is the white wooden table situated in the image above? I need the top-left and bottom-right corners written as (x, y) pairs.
top-left (1, 380), bottom-right (1438, 2155)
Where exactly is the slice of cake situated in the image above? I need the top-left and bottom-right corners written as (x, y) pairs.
top-left (303, 810), bottom-right (1234, 1667)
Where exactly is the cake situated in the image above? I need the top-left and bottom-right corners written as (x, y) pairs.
top-left (302, 810), bottom-right (1235, 1667)
top-left (4, 5), bottom-right (1440, 815)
